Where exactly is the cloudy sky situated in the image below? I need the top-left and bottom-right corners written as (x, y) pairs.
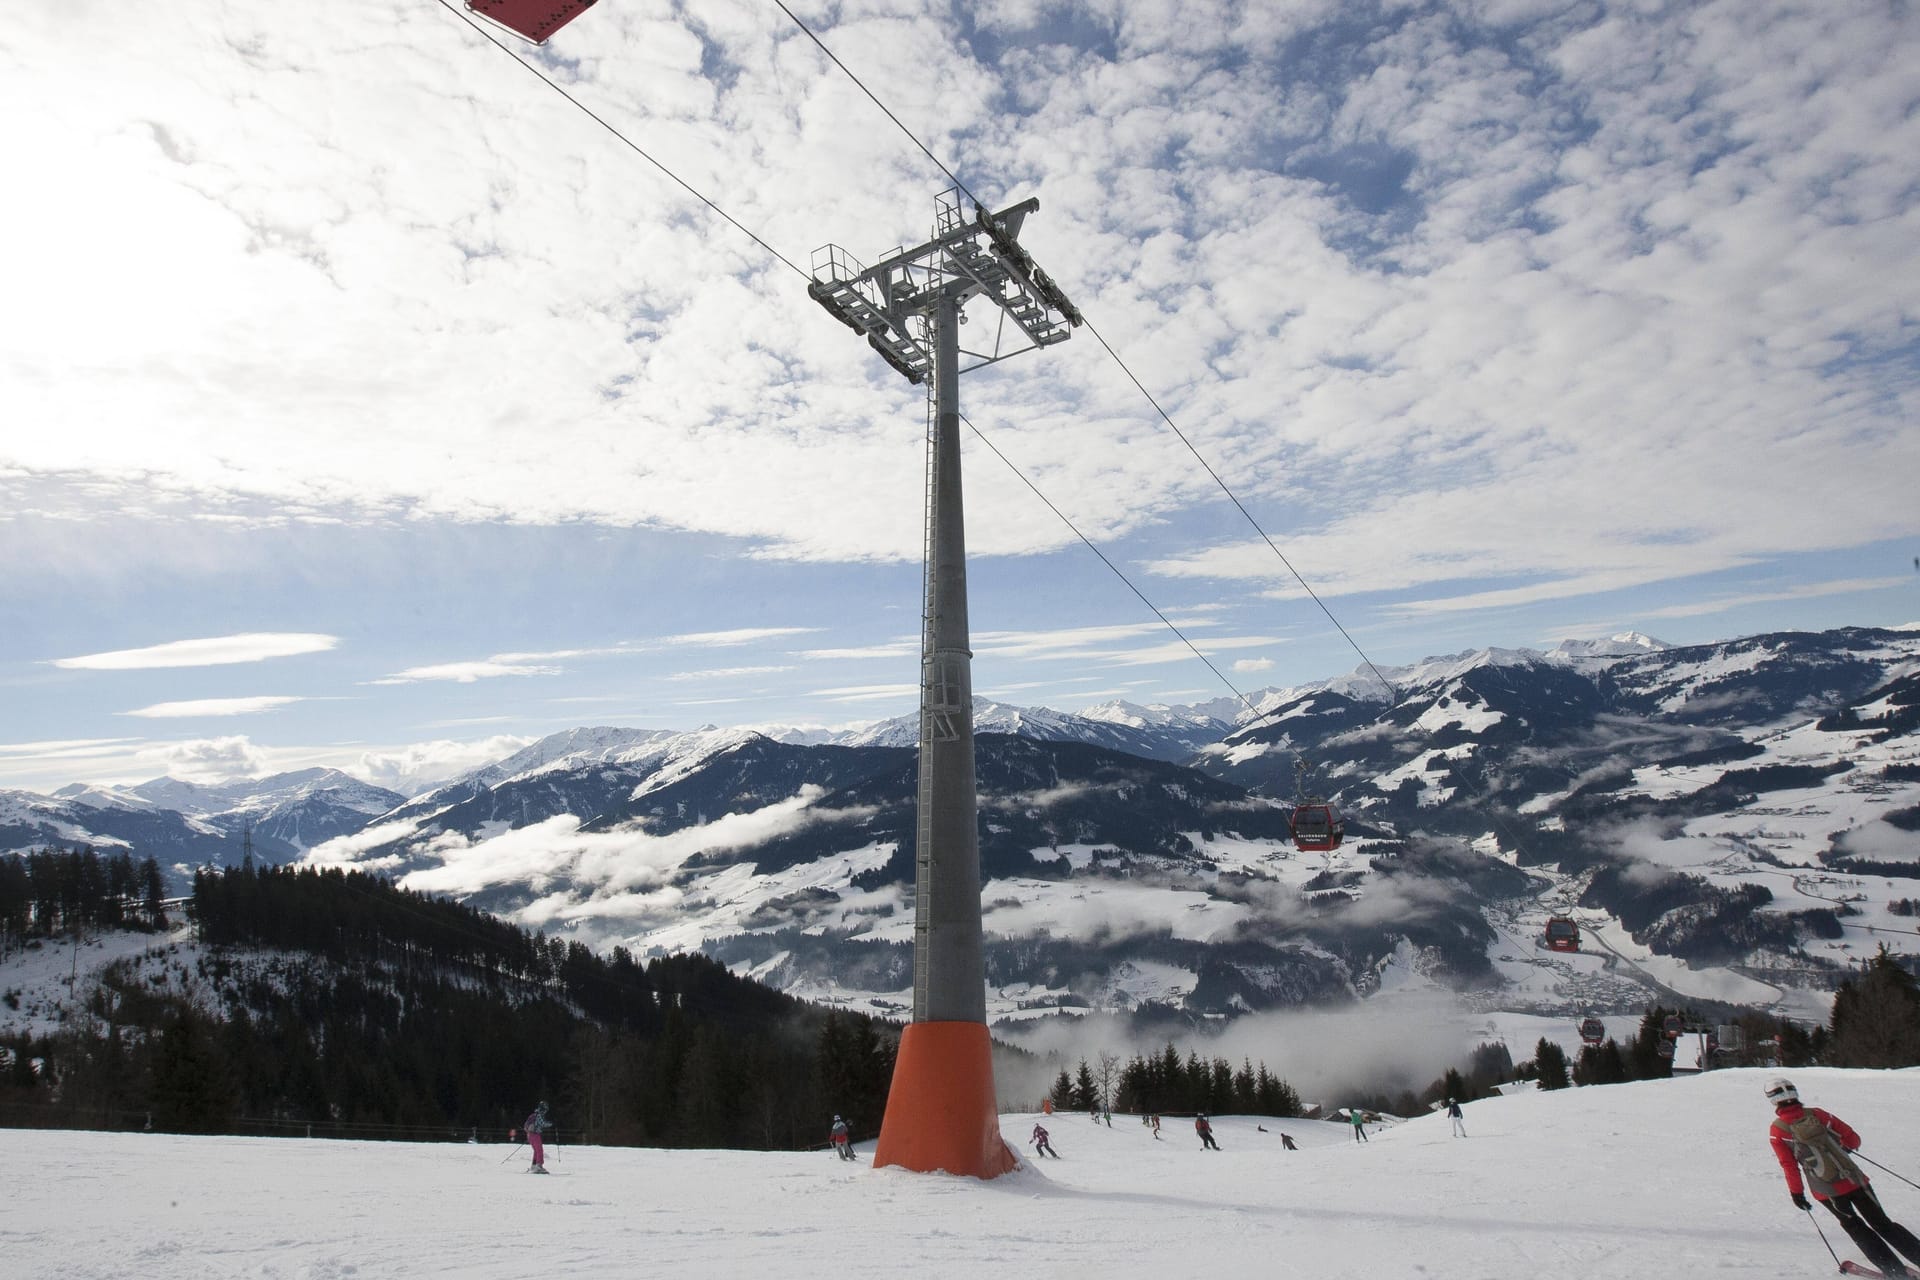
top-left (3, 0), bottom-right (1916, 794)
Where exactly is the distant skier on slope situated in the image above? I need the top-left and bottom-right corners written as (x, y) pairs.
top-left (1031, 1124), bottom-right (1059, 1158)
top-left (1766, 1078), bottom-right (1920, 1278)
top-left (1447, 1097), bottom-right (1467, 1138)
top-left (524, 1101), bottom-right (551, 1173)
top-left (1350, 1109), bottom-right (1369, 1143)
top-left (1195, 1113), bottom-right (1220, 1151)
top-left (830, 1115), bottom-right (855, 1161)
top-left (1281, 1133), bottom-right (1298, 1151)
top-left (1151, 1115), bottom-right (1162, 1140)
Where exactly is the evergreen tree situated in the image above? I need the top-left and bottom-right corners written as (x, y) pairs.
top-left (142, 858), bottom-right (166, 927)
top-left (1534, 1038), bottom-right (1571, 1090)
top-left (1830, 948), bottom-right (1920, 1068)
top-left (672, 1025), bottom-right (727, 1145)
top-left (1233, 1058), bottom-right (1256, 1112)
top-left (1073, 1059), bottom-right (1098, 1111)
top-left (1050, 1067), bottom-right (1075, 1111)
top-left (1573, 1038), bottom-right (1630, 1086)
top-left (1628, 1007), bottom-right (1680, 1079)
top-left (149, 1009), bottom-right (235, 1134)
top-left (1159, 1043), bottom-right (1184, 1109)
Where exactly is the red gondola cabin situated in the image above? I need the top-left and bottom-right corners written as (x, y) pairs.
top-left (466, 0), bottom-right (599, 44)
top-left (1289, 801), bottom-right (1344, 853)
top-left (1544, 917), bottom-right (1580, 952)
top-left (1579, 1016), bottom-right (1606, 1046)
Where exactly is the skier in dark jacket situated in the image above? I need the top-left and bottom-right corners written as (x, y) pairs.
top-left (1767, 1078), bottom-right (1920, 1278)
top-left (1195, 1113), bottom-right (1220, 1151)
top-left (1447, 1097), bottom-right (1467, 1138)
top-left (524, 1101), bottom-right (551, 1173)
top-left (1031, 1124), bottom-right (1059, 1158)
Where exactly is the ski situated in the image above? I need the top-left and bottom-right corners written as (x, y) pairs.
top-left (1838, 1261), bottom-right (1889, 1278)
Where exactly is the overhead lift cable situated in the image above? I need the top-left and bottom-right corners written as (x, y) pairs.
top-left (769, 0), bottom-right (1400, 709)
top-left (437, 0), bottom-right (1377, 748)
top-left (960, 411), bottom-right (1257, 716)
top-left (433, 0), bottom-right (810, 281)
top-left (771, 0), bottom-right (985, 213)
top-left (434, 0), bottom-right (1266, 726)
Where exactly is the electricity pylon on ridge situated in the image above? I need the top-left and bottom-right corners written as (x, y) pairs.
top-left (808, 189), bottom-right (1081, 1178)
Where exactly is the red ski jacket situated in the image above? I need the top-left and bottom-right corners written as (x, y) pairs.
top-left (1769, 1104), bottom-right (1866, 1200)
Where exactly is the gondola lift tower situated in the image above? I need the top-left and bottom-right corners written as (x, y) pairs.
top-left (808, 189), bottom-right (1081, 1178)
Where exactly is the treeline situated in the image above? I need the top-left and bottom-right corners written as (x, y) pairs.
top-left (0, 847), bottom-right (168, 949)
top-left (1829, 948), bottom-right (1920, 1068)
top-left (2, 865), bottom-right (897, 1151)
top-left (1354, 1041), bottom-right (1515, 1118)
top-left (1562, 953), bottom-right (1920, 1086)
top-left (1049, 1046), bottom-right (1304, 1117)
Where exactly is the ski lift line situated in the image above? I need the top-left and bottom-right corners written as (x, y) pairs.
top-left (958, 410), bottom-right (1257, 718)
top-left (764, 2), bottom-right (1394, 710)
top-left (1077, 315), bottom-right (1400, 710)
top-left (770, 1), bottom-right (985, 215)
top-left (431, 0), bottom-right (810, 282)
top-left (430, 0), bottom-right (1245, 729)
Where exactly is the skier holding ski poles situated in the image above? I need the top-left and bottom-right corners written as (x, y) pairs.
top-left (523, 1101), bottom-right (552, 1174)
top-left (1195, 1113), bottom-right (1220, 1151)
top-left (830, 1115), bottom-right (855, 1161)
top-left (1766, 1078), bottom-right (1920, 1278)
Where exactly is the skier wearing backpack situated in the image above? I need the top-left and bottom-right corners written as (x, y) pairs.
top-left (830, 1115), bottom-right (854, 1161)
top-left (1766, 1078), bottom-right (1920, 1278)
top-left (523, 1101), bottom-right (551, 1174)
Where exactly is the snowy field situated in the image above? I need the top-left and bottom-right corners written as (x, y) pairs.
top-left (11, 1066), bottom-right (1920, 1279)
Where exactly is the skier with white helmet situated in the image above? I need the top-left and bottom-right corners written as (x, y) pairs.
top-left (1765, 1078), bottom-right (1920, 1278)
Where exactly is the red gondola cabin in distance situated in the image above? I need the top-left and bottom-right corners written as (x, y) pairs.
top-left (1579, 1016), bottom-right (1606, 1046)
top-left (1289, 801), bottom-right (1344, 853)
top-left (1544, 916), bottom-right (1580, 952)
top-left (466, 0), bottom-right (599, 44)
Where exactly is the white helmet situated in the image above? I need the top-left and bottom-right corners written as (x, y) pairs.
top-left (1764, 1079), bottom-right (1799, 1106)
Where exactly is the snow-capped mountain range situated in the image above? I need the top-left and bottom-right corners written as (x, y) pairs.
top-left (1, 769), bottom-right (404, 864)
top-left (9, 625), bottom-right (1919, 1031)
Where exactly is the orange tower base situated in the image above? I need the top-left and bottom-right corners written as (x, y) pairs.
top-left (873, 1021), bottom-right (1017, 1179)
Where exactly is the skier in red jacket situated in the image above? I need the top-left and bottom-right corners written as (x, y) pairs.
top-left (1766, 1079), bottom-right (1920, 1278)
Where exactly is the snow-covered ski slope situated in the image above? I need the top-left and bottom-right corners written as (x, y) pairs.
top-left (12, 1067), bottom-right (1920, 1279)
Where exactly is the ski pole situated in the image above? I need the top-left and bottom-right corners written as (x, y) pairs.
top-left (499, 1140), bottom-right (526, 1165)
top-left (1859, 1154), bottom-right (1920, 1194)
top-left (1804, 1204), bottom-right (1845, 1273)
